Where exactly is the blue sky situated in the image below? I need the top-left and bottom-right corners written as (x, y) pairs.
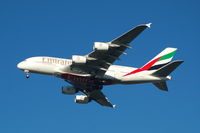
top-left (0, 0), bottom-right (199, 132)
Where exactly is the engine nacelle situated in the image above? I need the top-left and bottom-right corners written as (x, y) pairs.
top-left (93, 42), bottom-right (109, 51)
top-left (72, 55), bottom-right (87, 64)
top-left (62, 86), bottom-right (78, 95)
top-left (75, 95), bottom-right (90, 104)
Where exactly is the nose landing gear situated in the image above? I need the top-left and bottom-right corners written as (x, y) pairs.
top-left (24, 70), bottom-right (30, 79)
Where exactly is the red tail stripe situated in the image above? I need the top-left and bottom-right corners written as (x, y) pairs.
top-left (123, 57), bottom-right (161, 76)
top-left (141, 56), bottom-right (161, 70)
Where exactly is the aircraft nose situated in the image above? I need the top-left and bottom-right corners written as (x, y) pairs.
top-left (17, 62), bottom-right (24, 70)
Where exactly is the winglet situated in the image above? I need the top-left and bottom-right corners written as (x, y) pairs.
top-left (146, 23), bottom-right (152, 28)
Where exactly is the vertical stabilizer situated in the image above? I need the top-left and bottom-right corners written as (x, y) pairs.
top-left (143, 47), bottom-right (177, 70)
top-left (123, 48), bottom-right (178, 76)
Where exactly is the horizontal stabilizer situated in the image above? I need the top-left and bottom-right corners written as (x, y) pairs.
top-left (153, 81), bottom-right (168, 91)
top-left (152, 60), bottom-right (184, 77)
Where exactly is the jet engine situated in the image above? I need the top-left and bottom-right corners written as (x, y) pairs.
top-left (75, 95), bottom-right (90, 104)
top-left (72, 55), bottom-right (87, 64)
top-left (93, 42), bottom-right (109, 51)
top-left (62, 86), bottom-right (78, 95)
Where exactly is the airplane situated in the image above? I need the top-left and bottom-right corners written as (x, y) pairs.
top-left (17, 23), bottom-right (183, 108)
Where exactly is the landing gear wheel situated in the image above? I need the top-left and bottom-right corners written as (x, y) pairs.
top-left (24, 70), bottom-right (30, 79)
top-left (26, 74), bottom-right (30, 79)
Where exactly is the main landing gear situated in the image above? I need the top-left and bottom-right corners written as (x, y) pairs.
top-left (24, 70), bottom-right (30, 79)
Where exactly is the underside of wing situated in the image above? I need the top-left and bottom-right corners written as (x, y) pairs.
top-left (71, 23), bottom-right (151, 77)
top-left (89, 90), bottom-right (115, 108)
top-left (111, 23), bottom-right (151, 44)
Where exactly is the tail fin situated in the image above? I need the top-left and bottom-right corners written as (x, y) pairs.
top-left (123, 48), bottom-right (178, 76)
top-left (142, 47), bottom-right (177, 70)
top-left (152, 60), bottom-right (184, 77)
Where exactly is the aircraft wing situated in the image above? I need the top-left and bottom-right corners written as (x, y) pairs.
top-left (71, 23), bottom-right (151, 77)
top-left (89, 90), bottom-right (115, 108)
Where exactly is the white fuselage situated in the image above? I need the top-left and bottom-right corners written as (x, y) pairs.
top-left (17, 56), bottom-right (170, 85)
